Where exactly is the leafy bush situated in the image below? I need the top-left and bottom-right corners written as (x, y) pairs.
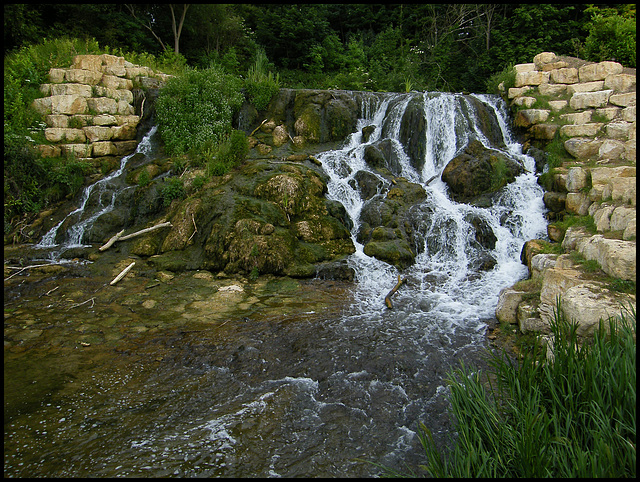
top-left (244, 50), bottom-right (280, 111)
top-left (155, 66), bottom-right (244, 156)
top-left (161, 177), bottom-right (185, 206)
top-left (206, 129), bottom-right (249, 177)
top-left (583, 11), bottom-right (636, 67)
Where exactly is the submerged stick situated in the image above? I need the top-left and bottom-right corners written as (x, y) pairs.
top-left (98, 229), bottom-right (125, 251)
top-left (110, 261), bottom-right (135, 286)
top-left (384, 275), bottom-right (407, 309)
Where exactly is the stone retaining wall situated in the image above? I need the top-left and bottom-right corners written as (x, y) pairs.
top-left (506, 51), bottom-right (636, 164)
top-left (31, 54), bottom-right (171, 160)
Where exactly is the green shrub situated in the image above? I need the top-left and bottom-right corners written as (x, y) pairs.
top-left (161, 177), bottom-right (185, 206)
top-left (486, 63), bottom-right (516, 96)
top-left (244, 50), bottom-right (280, 111)
top-left (206, 129), bottom-right (249, 177)
top-left (583, 11), bottom-right (636, 67)
top-left (155, 66), bottom-right (244, 156)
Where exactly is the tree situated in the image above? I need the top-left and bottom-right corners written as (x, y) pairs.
top-left (125, 4), bottom-right (190, 55)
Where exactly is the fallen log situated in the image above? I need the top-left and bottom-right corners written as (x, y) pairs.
top-left (98, 229), bottom-right (125, 251)
top-left (119, 222), bottom-right (172, 241)
top-left (384, 275), bottom-right (407, 309)
top-left (110, 261), bottom-right (135, 286)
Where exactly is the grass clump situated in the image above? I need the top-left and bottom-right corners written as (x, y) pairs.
top-left (409, 303), bottom-right (636, 478)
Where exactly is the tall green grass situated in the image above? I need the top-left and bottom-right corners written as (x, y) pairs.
top-left (402, 302), bottom-right (636, 478)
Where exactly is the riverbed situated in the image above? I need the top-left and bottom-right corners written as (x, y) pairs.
top-left (4, 244), bottom-right (500, 477)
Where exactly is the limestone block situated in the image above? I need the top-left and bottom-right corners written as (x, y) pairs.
top-left (609, 92), bottom-right (636, 107)
top-left (604, 73), bottom-right (636, 93)
top-left (569, 90), bottom-right (613, 110)
top-left (65, 68), bottom-right (103, 85)
top-left (87, 97), bottom-right (118, 114)
top-left (115, 89), bottom-right (134, 104)
top-left (567, 81), bottom-right (605, 94)
top-left (578, 235), bottom-right (636, 281)
top-left (560, 283), bottom-right (634, 337)
top-left (92, 141), bottom-right (117, 156)
top-left (50, 83), bottom-right (93, 97)
top-left (610, 206), bottom-right (636, 233)
top-left (60, 143), bottom-right (92, 158)
top-left (32, 97), bottom-right (52, 115)
top-left (45, 114), bottom-right (69, 128)
top-left (508, 86), bottom-right (533, 99)
top-left (537, 83), bottom-right (567, 96)
top-left (44, 127), bottom-right (86, 143)
top-left (548, 100), bottom-right (567, 112)
top-left (598, 139), bottom-right (625, 160)
top-left (622, 106), bottom-right (635, 122)
top-left (36, 144), bottom-right (61, 158)
top-left (566, 167), bottom-right (588, 192)
top-left (514, 63), bottom-right (536, 73)
top-left (539, 264), bottom-right (585, 323)
top-left (92, 114), bottom-right (118, 126)
top-left (559, 111), bottom-right (592, 125)
top-left (592, 204), bottom-right (615, 231)
top-left (116, 100), bottom-right (135, 115)
top-left (623, 218), bottom-right (636, 240)
top-left (560, 123), bottom-right (604, 138)
top-left (514, 109), bottom-right (549, 128)
top-left (83, 126), bottom-right (113, 142)
top-left (541, 61), bottom-right (568, 72)
top-left (513, 96), bottom-right (537, 108)
top-left (578, 61), bottom-right (623, 82)
top-left (561, 227), bottom-right (591, 252)
top-left (624, 140), bottom-right (636, 163)
top-left (101, 74), bottom-right (133, 90)
top-left (531, 254), bottom-right (559, 279)
top-left (495, 288), bottom-right (525, 324)
top-left (610, 177), bottom-right (636, 205)
top-left (69, 114), bottom-right (93, 127)
top-left (595, 107), bottom-right (621, 121)
top-left (111, 123), bottom-right (137, 140)
top-left (605, 121), bottom-right (632, 140)
top-left (533, 52), bottom-right (557, 70)
top-left (101, 54), bottom-right (126, 76)
top-left (566, 192), bottom-right (591, 215)
top-left (114, 115), bottom-right (141, 126)
top-left (50, 95), bottom-right (88, 115)
top-left (564, 138), bottom-right (602, 159)
top-left (519, 316), bottom-right (551, 335)
top-left (48, 68), bottom-right (66, 83)
top-left (72, 54), bottom-right (103, 71)
top-left (550, 67), bottom-right (578, 84)
top-left (125, 66), bottom-right (154, 79)
top-left (39, 83), bottom-right (51, 96)
top-left (515, 70), bottom-right (549, 87)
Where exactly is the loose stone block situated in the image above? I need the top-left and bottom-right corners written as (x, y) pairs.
top-left (83, 126), bottom-right (114, 142)
top-left (566, 192), bottom-right (591, 215)
top-left (533, 52), bottom-right (557, 70)
top-left (606, 121), bottom-right (633, 140)
top-left (92, 114), bottom-right (118, 126)
top-left (48, 68), bottom-right (66, 83)
top-left (87, 97), bottom-right (118, 114)
top-left (92, 141), bottom-right (117, 156)
top-left (560, 123), bottom-right (604, 138)
top-left (36, 144), bottom-right (61, 158)
top-left (566, 167), bottom-right (589, 192)
top-left (72, 54), bottom-right (103, 71)
top-left (559, 111), bottom-right (592, 125)
top-left (514, 63), bottom-right (536, 73)
top-left (621, 106), bottom-right (635, 122)
top-left (101, 54), bottom-right (126, 76)
top-left (50, 83), bottom-right (93, 97)
top-left (537, 83), bottom-right (567, 96)
top-left (45, 114), bottom-right (69, 128)
top-left (60, 143), bottom-right (92, 158)
top-left (548, 100), bottom-right (567, 112)
top-left (595, 107), bottom-right (621, 121)
top-left (508, 86), bottom-right (534, 99)
top-left (598, 139), bottom-right (625, 160)
top-left (512, 96), bottom-right (536, 108)
top-left (530, 124), bottom-right (558, 140)
top-left (45, 127), bottom-right (86, 143)
top-left (514, 109), bottom-right (549, 128)
top-left (111, 123), bottom-right (137, 140)
top-left (32, 97), bottom-right (52, 115)
top-left (564, 137), bottom-right (602, 159)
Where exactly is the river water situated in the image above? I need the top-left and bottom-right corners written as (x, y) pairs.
top-left (4, 92), bottom-right (546, 477)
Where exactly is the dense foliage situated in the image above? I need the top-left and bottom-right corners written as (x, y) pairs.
top-left (3, 4), bottom-right (636, 232)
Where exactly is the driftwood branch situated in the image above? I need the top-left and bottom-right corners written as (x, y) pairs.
top-left (119, 222), bottom-right (172, 241)
top-left (250, 119), bottom-right (268, 137)
top-left (99, 229), bottom-right (125, 251)
top-left (188, 214), bottom-right (198, 242)
top-left (4, 263), bottom-right (56, 281)
top-left (384, 275), bottom-right (407, 309)
top-left (110, 261), bottom-right (135, 286)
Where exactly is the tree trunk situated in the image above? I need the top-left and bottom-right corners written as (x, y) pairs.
top-left (170, 4), bottom-right (190, 55)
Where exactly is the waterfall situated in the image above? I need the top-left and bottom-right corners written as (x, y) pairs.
top-left (317, 92), bottom-right (547, 332)
top-left (37, 126), bottom-right (158, 251)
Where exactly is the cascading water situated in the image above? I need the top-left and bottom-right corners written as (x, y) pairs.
top-left (317, 91), bottom-right (547, 333)
top-left (36, 125), bottom-right (158, 254)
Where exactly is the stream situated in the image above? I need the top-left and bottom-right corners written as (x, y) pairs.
top-left (4, 91), bottom-right (547, 477)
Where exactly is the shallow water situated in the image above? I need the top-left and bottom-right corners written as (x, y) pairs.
top-left (4, 258), bottom-right (492, 477)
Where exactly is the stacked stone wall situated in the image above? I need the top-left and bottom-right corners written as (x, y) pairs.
top-left (506, 51), bottom-right (636, 164)
top-left (31, 54), bottom-right (171, 160)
